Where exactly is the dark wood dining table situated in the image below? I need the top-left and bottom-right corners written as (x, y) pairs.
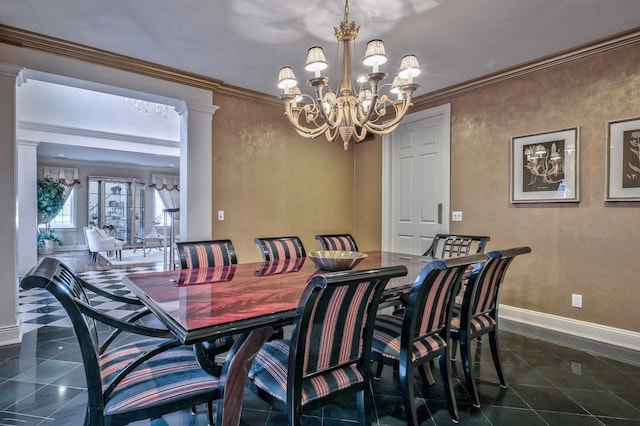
top-left (123, 250), bottom-right (432, 426)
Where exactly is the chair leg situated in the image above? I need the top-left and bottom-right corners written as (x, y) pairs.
top-left (374, 359), bottom-right (384, 379)
top-left (399, 363), bottom-right (420, 426)
top-left (460, 332), bottom-right (480, 407)
top-left (439, 352), bottom-right (460, 423)
top-left (355, 387), bottom-right (370, 426)
top-left (207, 400), bottom-right (215, 426)
top-left (488, 330), bottom-right (507, 388)
top-left (417, 362), bottom-right (435, 385)
top-left (451, 339), bottom-right (459, 360)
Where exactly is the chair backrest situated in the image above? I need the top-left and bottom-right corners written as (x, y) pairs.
top-left (289, 265), bottom-right (408, 408)
top-left (463, 246), bottom-right (531, 324)
top-left (255, 258), bottom-right (306, 276)
top-left (20, 258), bottom-right (106, 412)
top-left (422, 234), bottom-right (490, 258)
top-left (176, 239), bottom-right (237, 269)
top-left (402, 253), bottom-right (487, 359)
top-left (254, 236), bottom-right (306, 261)
top-left (315, 233), bottom-right (359, 251)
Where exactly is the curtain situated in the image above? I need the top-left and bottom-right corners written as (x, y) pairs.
top-left (38, 166), bottom-right (80, 205)
top-left (150, 174), bottom-right (180, 220)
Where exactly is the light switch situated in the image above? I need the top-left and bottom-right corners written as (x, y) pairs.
top-left (217, 210), bottom-right (224, 221)
top-left (452, 211), bottom-right (463, 222)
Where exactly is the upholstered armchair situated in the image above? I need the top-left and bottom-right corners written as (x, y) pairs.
top-left (84, 226), bottom-right (124, 262)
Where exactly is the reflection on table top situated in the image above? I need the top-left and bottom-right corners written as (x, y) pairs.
top-left (123, 250), bottom-right (432, 344)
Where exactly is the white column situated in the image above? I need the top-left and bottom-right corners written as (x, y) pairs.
top-left (0, 63), bottom-right (23, 345)
top-left (175, 101), bottom-right (219, 241)
top-left (17, 140), bottom-right (39, 276)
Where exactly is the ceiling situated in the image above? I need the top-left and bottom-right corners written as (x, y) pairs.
top-left (3, 0), bottom-right (640, 165)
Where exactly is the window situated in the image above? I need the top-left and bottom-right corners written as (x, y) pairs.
top-left (153, 189), bottom-right (169, 227)
top-left (48, 187), bottom-right (75, 228)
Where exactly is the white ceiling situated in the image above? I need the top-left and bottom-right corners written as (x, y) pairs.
top-left (3, 0), bottom-right (640, 165)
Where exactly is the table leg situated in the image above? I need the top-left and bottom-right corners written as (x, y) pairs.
top-left (217, 327), bottom-right (274, 426)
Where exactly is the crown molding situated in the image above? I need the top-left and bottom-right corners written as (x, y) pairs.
top-left (413, 26), bottom-right (640, 108)
top-left (0, 23), bottom-right (282, 107)
top-left (2, 23), bottom-right (638, 110)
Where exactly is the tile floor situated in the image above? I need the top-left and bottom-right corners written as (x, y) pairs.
top-left (2, 261), bottom-right (640, 425)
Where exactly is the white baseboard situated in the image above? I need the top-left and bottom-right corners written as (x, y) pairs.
top-left (0, 318), bottom-right (22, 346)
top-left (500, 304), bottom-right (640, 352)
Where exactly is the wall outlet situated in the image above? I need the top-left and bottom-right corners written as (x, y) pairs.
top-left (217, 210), bottom-right (224, 221)
top-left (452, 211), bottom-right (463, 222)
top-left (571, 293), bottom-right (582, 308)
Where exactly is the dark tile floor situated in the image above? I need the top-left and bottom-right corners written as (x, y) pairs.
top-left (4, 254), bottom-right (640, 425)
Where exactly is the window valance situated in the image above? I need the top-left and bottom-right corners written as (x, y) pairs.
top-left (38, 166), bottom-right (80, 186)
top-left (150, 174), bottom-right (179, 191)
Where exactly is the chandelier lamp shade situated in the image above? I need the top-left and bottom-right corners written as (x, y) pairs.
top-left (277, 0), bottom-right (420, 150)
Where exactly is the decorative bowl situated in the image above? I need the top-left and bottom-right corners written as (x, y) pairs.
top-left (307, 250), bottom-right (368, 272)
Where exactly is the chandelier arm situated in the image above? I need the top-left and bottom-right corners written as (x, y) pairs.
top-left (362, 120), bottom-right (402, 135)
top-left (353, 125), bottom-right (368, 141)
top-left (354, 93), bottom-right (381, 127)
top-left (324, 125), bottom-right (340, 142)
top-left (283, 102), bottom-right (331, 137)
top-left (294, 127), bottom-right (324, 139)
top-left (364, 97), bottom-right (414, 132)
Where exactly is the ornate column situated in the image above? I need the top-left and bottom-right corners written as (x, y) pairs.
top-left (0, 63), bottom-right (23, 344)
top-left (175, 100), bottom-right (219, 241)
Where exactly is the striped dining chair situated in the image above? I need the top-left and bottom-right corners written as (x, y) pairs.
top-left (245, 264), bottom-right (407, 426)
top-left (254, 236), bottom-right (306, 261)
top-left (314, 233), bottom-right (359, 251)
top-left (175, 239), bottom-right (237, 269)
top-left (20, 258), bottom-right (223, 426)
top-left (371, 253), bottom-right (488, 425)
top-left (450, 246), bottom-right (531, 407)
top-left (175, 239), bottom-right (240, 375)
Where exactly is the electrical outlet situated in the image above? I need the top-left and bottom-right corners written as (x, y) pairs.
top-left (571, 361), bottom-right (582, 375)
top-left (571, 293), bottom-right (582, 308)
top-left (452, 211), bottom-right (463, 222)
top-left (217, 210), bottom-right (224, 221)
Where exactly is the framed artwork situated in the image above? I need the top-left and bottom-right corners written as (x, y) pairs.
top-left (606, 116), bottom-right (640, 201)
top-left (510, 127), bottom-right (579, 203)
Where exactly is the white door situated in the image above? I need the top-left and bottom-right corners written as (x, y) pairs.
top-left (382, 104), bottom-right (450, 254)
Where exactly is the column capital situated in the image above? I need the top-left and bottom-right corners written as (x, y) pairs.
top-left (174, 100), bottom-right (219, 117)
top-left (0, 62), bottom-right (24, 81)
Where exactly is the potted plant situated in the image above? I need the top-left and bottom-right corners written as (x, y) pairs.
top-left (37, 177), bottom-right (66, 254)
top-left (37, 228), bottom-right (63, 253)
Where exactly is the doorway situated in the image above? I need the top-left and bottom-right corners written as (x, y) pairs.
top-left (382, 104), bottom-right (451, 254)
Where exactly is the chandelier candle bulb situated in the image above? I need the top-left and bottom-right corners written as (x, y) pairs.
top-left (277, 0), bottom-right (420, 150)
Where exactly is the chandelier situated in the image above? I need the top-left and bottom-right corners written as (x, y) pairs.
top-left (125, 98), bottom-right (173, 119)
top-left (277, 0), bottom-right (420, 150)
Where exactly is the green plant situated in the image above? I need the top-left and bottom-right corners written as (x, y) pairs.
top-left (37, 228), bottom-right (63, 248)
top-left (37, 177), bottom-right (66, 248)
top-left (37, 177), bottom-right (66, 223)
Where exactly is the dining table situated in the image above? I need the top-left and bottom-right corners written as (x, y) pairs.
top-left (123, 250), bottom-right (433, 426)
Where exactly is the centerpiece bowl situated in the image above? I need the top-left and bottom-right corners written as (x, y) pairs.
top-left (307, 250), bottom-right (368, 272)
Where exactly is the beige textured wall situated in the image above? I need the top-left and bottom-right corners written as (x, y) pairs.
top-left (211, 93), bottom-right (355, 263)
top-left (349, 44), bottom-right (640, 331)
top-left (432, 43), bottom-right (639, 331)
top-left (211, 43), bottom-right (640, 331)
top-left (354, 135), bottom-right (383, 252)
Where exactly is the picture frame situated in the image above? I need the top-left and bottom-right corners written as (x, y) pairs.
top-left (606, 116), bottom-right (640, 201)
top-left (510, 127), bottom-right (579, 203)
